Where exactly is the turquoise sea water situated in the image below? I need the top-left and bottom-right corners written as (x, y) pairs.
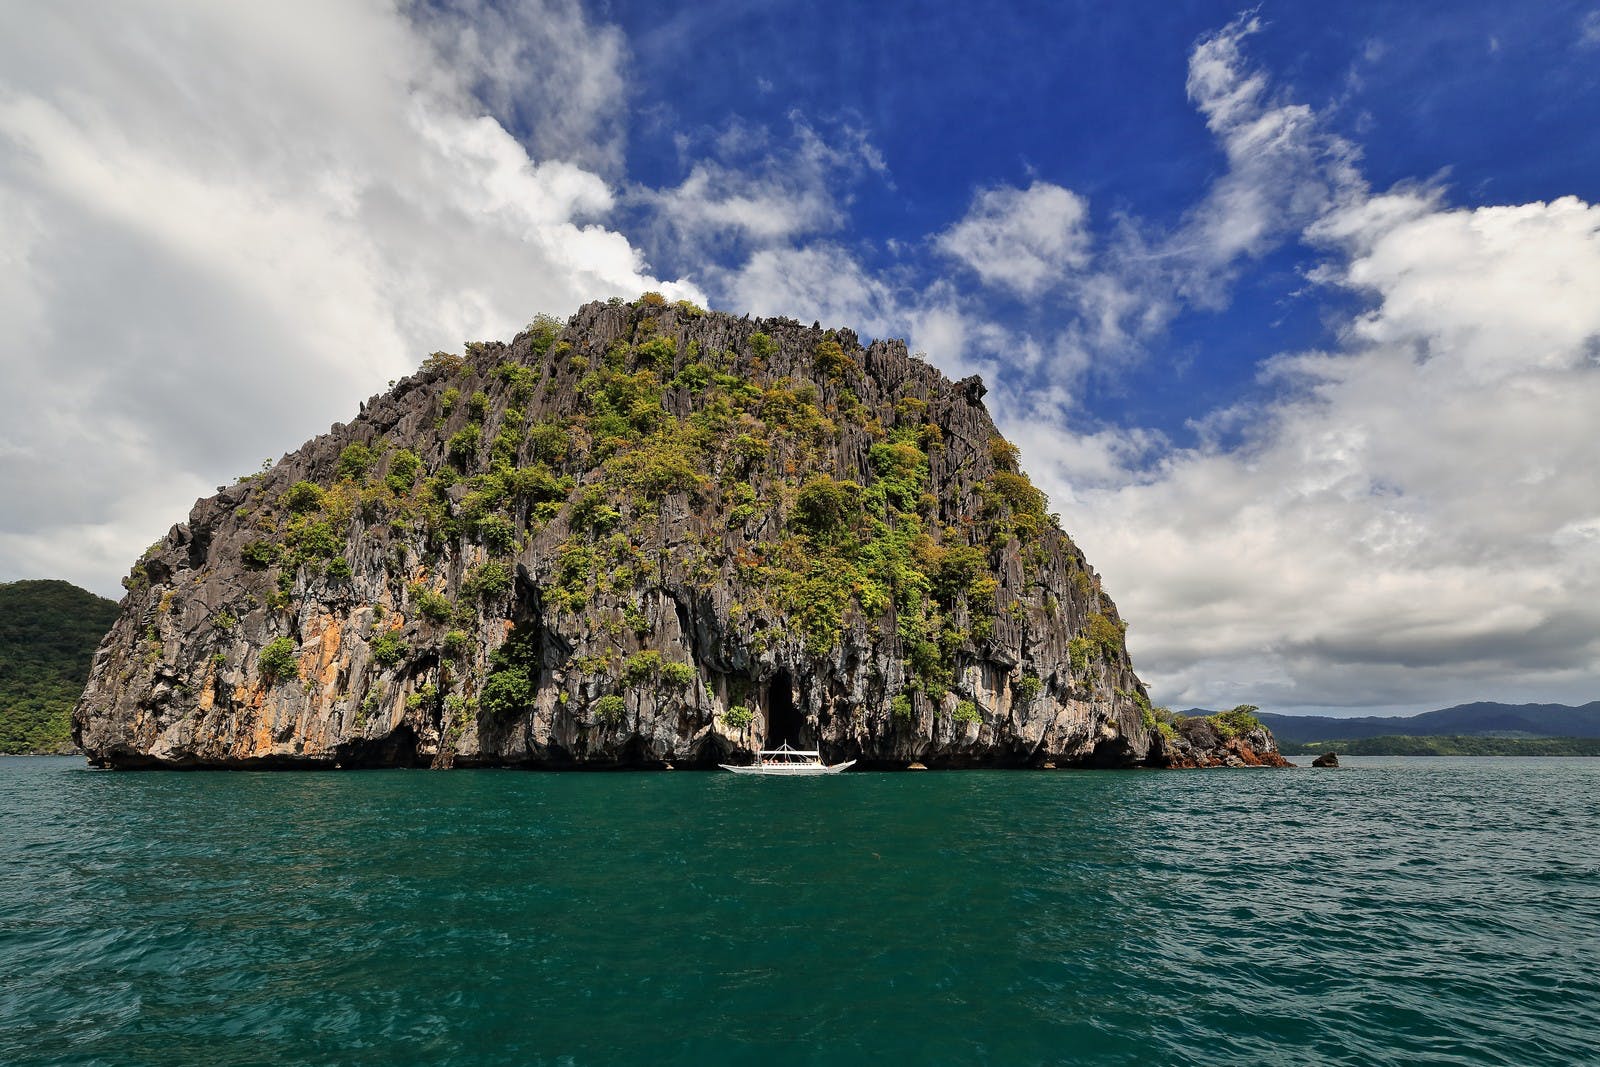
top-left (3, 757), bottom-right (1598, 1066)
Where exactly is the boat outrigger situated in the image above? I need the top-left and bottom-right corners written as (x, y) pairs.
top-left (719, 742), bottom-right (856, 775)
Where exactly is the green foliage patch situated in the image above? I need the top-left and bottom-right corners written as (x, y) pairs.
top-left (1209, 705), bottom-right (1263, 740)
top-left (282, 481), bottom-right (326, 514)
top-left (525, 313), bottom-right (563, 354)
top-left (1014, 673), bottom-right (1043, 707)
top-left (385, 449), bottom-right (422, 494)
top-left (463, 561), bottom-right (513, 601)
top-left (240, 540), bottom-right (280, 570)
top-left (408, 583), bottom-right (454, 624)
top-left (369, 630), bottom-right (407, 669)
top-left (337, 442), bottom-right (377, 481)
top-left (259, 637), bottom-right (299, 683)
top-left (593, 694), bottom-right (626, 724)
top-left (747, 332), bottom-right (777, 360)
top-left (622, 650), bottom-right (696, 689)
top-left (980, 471), bottom-right (1050, 539)
top-left (1085, 613), bottom-right (1123, 659)
top-left (1068, 637), bottom-right (1094, 677)
top-left (480, 621), bottom-right (537, 719)
top-left (447, 424), bottom-right (481, 467)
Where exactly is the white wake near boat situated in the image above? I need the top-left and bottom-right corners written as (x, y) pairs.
top-left (719, 742), bottom-right (856, 775)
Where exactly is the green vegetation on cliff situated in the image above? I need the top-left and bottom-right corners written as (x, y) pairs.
top-left (1131, 698), bottom-right (1263, 742)
top-left (77, 296), bottom-right (1174, 770)
top-left (0, 580), bottom-right (118, 753)
top-left (200, 297), bottom-right (1103, 721)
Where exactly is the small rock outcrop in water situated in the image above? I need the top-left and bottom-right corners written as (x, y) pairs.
top-left (1148, 706), bottom-right (1293, 768)
top-left (1312, 751), bottom-right (1339, 768)
top-left (75, 297), bottom-right (1286, 770)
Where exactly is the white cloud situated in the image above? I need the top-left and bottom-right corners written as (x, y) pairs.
top-left (720, 244), bottom-right (1007, 386)
top-left (1180, 12), bottom-right (1364, 283)
top-left (936, 182), bottom-right (1091, 297)
top-left (411, 0), bottom-right (631, 172)
top-left (639, 113), bottom-right (888, 257)
top-left (1581, 10), bottom-right (1600, 47)
top-left (1049, 193), bottom-right (1600, 714)
top-left (725, 244), bottom-right (900, 328)
top-left (1070, 13), bottom-right (1366, 342)
top-left (918, 16), bottom-right (1370, 377)
top-left (0, 0), bottom-right (696, 597)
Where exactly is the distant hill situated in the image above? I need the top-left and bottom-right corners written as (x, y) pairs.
top-left (1261, 702), bottom-right (1600, 747)
top-left (1285, 735), bottom-right (1600, 757)
top-left (0, 580), bottom-right (119, 753)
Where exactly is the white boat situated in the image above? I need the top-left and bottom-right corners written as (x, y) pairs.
top-left (719, 742), bottom-right (856, 775)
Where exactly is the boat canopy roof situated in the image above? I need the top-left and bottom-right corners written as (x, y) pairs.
top-left (758, 743), bottom-right (819, 757)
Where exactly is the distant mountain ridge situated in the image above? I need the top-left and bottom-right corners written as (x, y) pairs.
top-left (1259, 702), bottom-right (1600, 747)
top-left (1281, 735), bottom-right (1600, 757)
top-left (0, 579), bottom-right (119, 753)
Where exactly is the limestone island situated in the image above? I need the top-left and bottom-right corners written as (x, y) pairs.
top-left (75, 296), bottom-right (1288, 770)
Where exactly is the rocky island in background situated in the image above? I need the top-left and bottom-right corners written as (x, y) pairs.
top-left (0, 580), bottom-right (119, 754)
top-left (73, 296), bottom-right (1287, 770)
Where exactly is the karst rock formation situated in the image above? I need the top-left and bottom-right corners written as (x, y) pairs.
top-left (76, 296), bottom-right (1284, 769)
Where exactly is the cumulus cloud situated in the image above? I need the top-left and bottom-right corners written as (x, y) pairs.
top-left (936, 182), bottom-right (1091, 297)
top-left (0, 1), bottom-right (695, 597)
top-left (725, 244), bottom-right (901, 329)
top-left (411, 0), bottom-right (631, 172)
top-left (720, 243), bottom-right (1010, 388)
top-left (1049, 193), bottom-right (1600, 713)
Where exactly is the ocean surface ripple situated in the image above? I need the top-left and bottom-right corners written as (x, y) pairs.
top-left (3, 756), bottom-right (1598, 1065)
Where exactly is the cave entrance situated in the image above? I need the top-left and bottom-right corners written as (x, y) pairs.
top-left (765, 668), bottom-right (805, 748)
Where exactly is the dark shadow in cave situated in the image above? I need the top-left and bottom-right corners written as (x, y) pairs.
top-left (334, 724), bottom-right (421, 768)
top-left (765, 668), bottom-right (805, 748)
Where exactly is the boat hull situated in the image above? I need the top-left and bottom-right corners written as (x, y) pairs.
top-left (718, 760), bottom-right (857, 775)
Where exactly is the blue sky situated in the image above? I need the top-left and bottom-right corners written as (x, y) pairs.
top-left (2, 1), bottom-right (1598, 715)
top-left (592, 0), bottom-right (1600, 445)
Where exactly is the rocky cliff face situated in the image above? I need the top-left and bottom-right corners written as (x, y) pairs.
top-left (76, 296), bottom-right (1283, 769)
top-left (1148, 713), bottom-right (1291, 769)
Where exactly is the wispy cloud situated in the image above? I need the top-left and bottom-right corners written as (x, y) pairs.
top-left (912, 14), bottom-right (1370, 374)
top-left (1173, 14), bottom-right (1365, 294)
top-left (936, 182), bottom-right (1091, 297)
top-left (636, 112), bottom-right (889, 262)
top-left (1581, 10), bottom-right (1600, 47)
